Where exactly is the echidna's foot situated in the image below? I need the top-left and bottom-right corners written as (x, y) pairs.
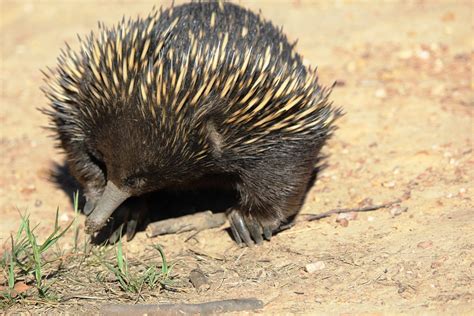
top-left (90, 197), bottom-right (148, 244)
top-left (227, 209), bottom-right (274, 247)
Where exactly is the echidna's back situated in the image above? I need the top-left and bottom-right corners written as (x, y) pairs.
top-left (44, 1), bottom-right (336, 168)
top-left (140, 2), bottom-right (331, 153)
top-left (158, 2), bottom-right (303, 72)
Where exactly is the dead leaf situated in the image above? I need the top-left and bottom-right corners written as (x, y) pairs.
top-left (13, 281), bottom-right (31, 294)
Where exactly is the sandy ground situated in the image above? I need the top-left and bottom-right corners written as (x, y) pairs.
top-left (0, 0), bottom-right (473, 314)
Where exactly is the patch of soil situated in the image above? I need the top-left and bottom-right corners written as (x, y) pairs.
top-left (1, 0), bottom-right (472, 314)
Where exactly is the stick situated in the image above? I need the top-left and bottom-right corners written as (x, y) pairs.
top-left (147, 211), bottom-right (226, 237)
top-left (100, 298), bottom-right (264, 315)
top-left (304, 199), bottom-right (401, 221)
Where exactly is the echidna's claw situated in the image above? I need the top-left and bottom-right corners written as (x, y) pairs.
top-left (108, 222), bottom-right (124, 244)
top-left (229, 209), bottom-right (254, 247)
top-left (125, 216), bottom-right (139, 241)
top-left (228, 214), bottom-right (243, 245)
top-left (228, 209), bottom-right (275, 247)
top-left (245, 216), bottom-right (264, 245)
top-left (262, 226), bottom-right (272, 241)
top-left (227, 209), bottom-right (285, 246)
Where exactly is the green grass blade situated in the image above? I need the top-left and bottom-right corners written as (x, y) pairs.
top-left (8, 252), bottom-right (15, 289)
top-left (153, 244), bottom-right (168, 276)
top-left (116, 238), bottom-right (124, 274)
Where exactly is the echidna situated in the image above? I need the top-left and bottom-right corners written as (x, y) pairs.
top-left (42, 2), bottom-right (341, 246)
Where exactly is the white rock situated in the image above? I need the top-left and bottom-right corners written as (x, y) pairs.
top-left (60, 213), bottom-right (70, 222)
top-left (305, 261), bottom-right (326, 273)
top-left (375, 88), bottom-right (387, 99)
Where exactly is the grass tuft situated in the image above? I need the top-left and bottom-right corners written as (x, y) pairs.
top-left (0, 207), bottom-right (74, 304)
top-left (1, 192), bottom-right (173, 310)
top-left (99, 238), bottom-right (172, 293)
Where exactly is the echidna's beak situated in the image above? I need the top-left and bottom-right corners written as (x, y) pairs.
top-left (84, 181), bottom-right (130, 234)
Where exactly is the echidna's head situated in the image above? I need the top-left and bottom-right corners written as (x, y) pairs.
top-left (42, 12), bottom-right (213, 233)
top-left (82, 114), bottom-right (164, 232)
top-left (81, 102), bottom-right (207, 233)
top-left (96, 117), bottom-right (162, 191)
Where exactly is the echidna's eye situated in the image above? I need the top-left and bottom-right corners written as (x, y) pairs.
top-left (124, 177), bottom-right (145, 189)
top-left (86, 150), bottom-right (107, 180)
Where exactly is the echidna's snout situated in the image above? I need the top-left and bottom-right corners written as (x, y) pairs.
top-left (84, 181), bottom-right (131, 234)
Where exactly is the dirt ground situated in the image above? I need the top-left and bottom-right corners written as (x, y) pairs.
top-left (0, 0), bottom-right (473, 314)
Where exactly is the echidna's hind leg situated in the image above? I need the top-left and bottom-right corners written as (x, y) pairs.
top-left (228, 150), bottom-right (316, 247)
top-left (228, 183), bottom-right (307, 247)
top-left (228, 209), bottom-right (267, 246)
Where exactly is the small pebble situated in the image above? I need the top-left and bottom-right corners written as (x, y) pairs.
top-left (336, 218), bottom-right (349, 227)
top-left (334, 80), bottom-right (346, 87)
top-left (382, 181), bottom-right (396, 188)
top-left (390, 205), bottom-right (407, 217)
top-left (417, 241), bottom-right (433, 249)
top-left (34, 199), bottom-right (42, 207)
top-left (189, 269), bottom-right (210, 291)
top-left (358, 197), bottom-right (373, 207)
top-left (21, 184), bottom-right (36, 195)
top-left (305, 261), bottom-right (326, 273)
top-left (431, 261), bottom-right (443, 269)
top-left (375, 88), bottom-right (387, 99)
top-left (337, 212), bottom-right (358, 221)
top-left (367, 216), bottom-right (375, 222)
top-left (416, 49), bottom-right (430, 60)
top-left (60, 213), bottom-right (70, 222)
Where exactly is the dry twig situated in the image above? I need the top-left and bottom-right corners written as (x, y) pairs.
top-left (100, 298), bottom-right (264, 315)
top-left (147, 211), bottom-right (226, 237)
top-left (304, 199), bottom-right (402, 221)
